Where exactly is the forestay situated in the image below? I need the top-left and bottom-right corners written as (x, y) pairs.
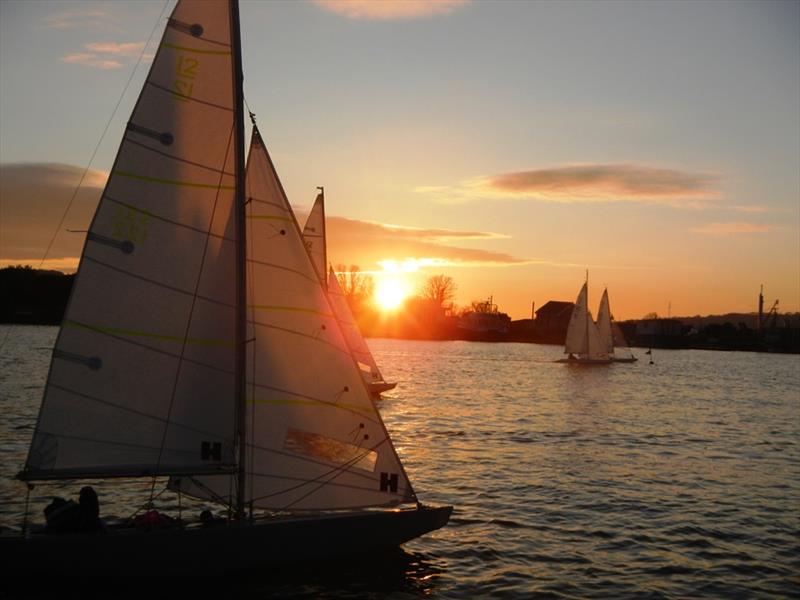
top-left (175, 128), bottom-right (415, 510)
top-left (327, 266), bottom-right (387, 386)
top-left (22, 0), bottom-right (240, 480)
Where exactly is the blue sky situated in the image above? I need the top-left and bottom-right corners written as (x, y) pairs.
top-left (1, 0), bottom-right (798, 318)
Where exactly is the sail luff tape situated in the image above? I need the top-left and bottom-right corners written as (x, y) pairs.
top-left (127, 122), bottom-right (174, 146)
top-left (53, 349), bottom-right (103, 371)
top-left (87, 232), bottom-right (135, 254)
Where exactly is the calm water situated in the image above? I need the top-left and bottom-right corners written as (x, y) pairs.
top-left (1, 325), bottom-right (798, 597)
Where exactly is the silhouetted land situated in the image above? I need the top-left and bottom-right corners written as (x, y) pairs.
top-left (1, 266), bottom-right (74, 325)
top-left (2, 267), bottom-right (797, 353)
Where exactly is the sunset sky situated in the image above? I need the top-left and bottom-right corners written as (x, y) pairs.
top-left (1, 0), bottom-right (798, 320)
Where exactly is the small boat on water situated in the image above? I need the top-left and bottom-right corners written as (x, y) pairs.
top-left (301, 189), bottom-right (397, 396)
top-left (2, 0), bottom-right (449, 576)
top-left (557, 275), bottom-right (629, 365)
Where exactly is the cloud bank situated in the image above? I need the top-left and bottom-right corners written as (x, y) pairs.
top-left (417, 163), bottom-right (719, 206)
top-left (312, 0), bottom-right (469, 20)
top-left (1, 163), bottom-right (524, 273)
top-left (0, 163), bottom-right (106, 270)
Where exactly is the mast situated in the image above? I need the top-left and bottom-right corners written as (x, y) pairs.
top-left (230, 0), bottom-right (247, 519)
top-left (584, 270), bottom-right (589, 357)
top-left (317, 186), bottom-right (327, 287)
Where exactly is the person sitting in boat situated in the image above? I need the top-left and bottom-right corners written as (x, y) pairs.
top-left (44, 486), bottom-right (105, 533)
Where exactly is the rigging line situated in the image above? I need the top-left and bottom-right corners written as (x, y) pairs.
top-left (247, 319), bottom-right (356, 362)
top-left (244, 437), bottom-right (387, 484)
top-left (38, 0), bottom-right (170, 271)
top-left (246, 257), bottom-right (319, 284)
top-left (246, 469), bottom-right (410, 499)
top-left (280, 440), bottom-right (393, 510)
top-left (144, 80), bottom-right (234, 111)
top-left (103, 195), bottom-right (236, 244)
top-left (33, 427), bottom-right (225, 458)
top-left (0, 1), bottom-right (171, 359)
top-left (152, 122), bottom-right (237, 499)
top-left (81, 255), bottom-right (236, 310)
top-left (48, 382), bottom-right (235, 442)
top-left (123, 136), bottom-right (236, 177)
top-left (246, 156), bottom-right (257, 510)
top-left (184, 475), bottom-right (235, 509)
top-left (58, 318), bottom-right (235, 375)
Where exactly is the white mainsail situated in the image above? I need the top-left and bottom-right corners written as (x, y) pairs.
top-left (327, 266), bottom-right (388, 386)
top-left (301, 190), bottom-right (326, 284)
top-left (596, 288), bottom-right (614, 356)
top-left (176, 128), bottom-right (415, 510)
top-left (23, 0), bottom-right (240, 479)
top-left (564, 282), bottom-right (606, 360)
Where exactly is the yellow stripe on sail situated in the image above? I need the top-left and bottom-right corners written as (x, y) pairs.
top-left (248, 305), bottom-right (334, 319)
top-left (248, 397), bottom-right (373, 417)
top-left (64, 320), bottom-right (234, 347)
top-left (116, 171), bottom-right (234, 190)
top-left (161, 43), bottom-right (231, 56)
top-left (246, 215), bottom-right (294, 222)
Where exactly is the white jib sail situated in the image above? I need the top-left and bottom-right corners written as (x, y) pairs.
top-left (328, 266), bottom-right (386, 385)
top-left (23, 0), bottom-right (240, 479)
top-left (177, 128), bottom-right (415, 510)
top-left (301, 191), bottom-right (326, 284)
top-left (596, 288), bottom-right (615, 356)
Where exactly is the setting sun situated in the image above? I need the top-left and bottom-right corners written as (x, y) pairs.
top-left (374, 277), bottom-right (409, 311)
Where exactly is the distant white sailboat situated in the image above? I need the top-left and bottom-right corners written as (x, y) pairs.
top-left (4, 0), bottom-right (449, 575)
top-left (597, 288), bottom-right (637, 363)
top-left (302, 190), bottom-right (397, 396)
top-left (557, 276), bottom-right (612, 364)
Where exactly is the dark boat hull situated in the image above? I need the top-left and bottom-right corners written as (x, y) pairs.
top-left (368, 381), bottom-right (397, 395)
top-left (1, 505), bottom-right (452, 576)
top-left (555, 358), bottom-right (614, 365)
top-left (612, 356), bottom-right (638, 363)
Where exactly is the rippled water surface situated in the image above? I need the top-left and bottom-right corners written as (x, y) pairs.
top-left (1, 326), bottom-right (798, 597)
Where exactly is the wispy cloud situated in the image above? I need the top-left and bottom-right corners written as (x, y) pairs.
top-left (84, 42), bottom-right (146, 56)
top-left (690, 222), bottom-right (772, 235)
top-left (417, 163), bottom-right (719, 206)
top-left (60, 41), bottom-right (150, 70)
top-left (44, 9), bottom-right (112, 30)
top-left (312, 0), bottom-right (469, 20)
top-left (323, 216), bottom-right (523, 268)
top-left (60, 53), bottom-right (124, 70)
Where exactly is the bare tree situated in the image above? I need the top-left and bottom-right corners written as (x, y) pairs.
top-left (420, 274), bottom-right (457, 306)
top-left (334, 264), bottom-right (374, 306)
